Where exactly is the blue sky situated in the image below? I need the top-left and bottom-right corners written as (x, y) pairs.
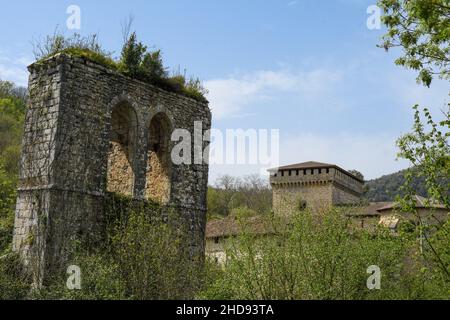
top-left (0, 0), bottom-right (448, 181)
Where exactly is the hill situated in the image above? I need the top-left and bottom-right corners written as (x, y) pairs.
top-left (363, 169), bottom-right (428, 202)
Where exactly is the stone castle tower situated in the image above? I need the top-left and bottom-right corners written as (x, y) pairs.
top-left (12, 53), bottom-right (211, 284)
top-left (270, 161), bottom-right (364, 214)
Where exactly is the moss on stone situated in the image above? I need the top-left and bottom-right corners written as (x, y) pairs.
top-left (38, 49), bottom-right (208, 103)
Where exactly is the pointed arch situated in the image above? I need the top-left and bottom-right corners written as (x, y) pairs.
top-left (145, 112), bottom-right (172, 203)
top-left (106, 100), bottom-right (138, 196)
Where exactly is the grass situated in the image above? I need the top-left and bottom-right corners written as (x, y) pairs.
top-left (33, 32), bottom-right (208, 103)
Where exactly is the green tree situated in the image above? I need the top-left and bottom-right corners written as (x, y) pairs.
top-left (349, 170), bottom-right (365, 182)
top-left (0, 80), bottom-right (26, 254)
top-left (199, 208), bottom-right (428, 300)
top-left (380, 0), bottom-right (450, 282)
top-left (378, 0), bottom-right (450, 87)
top-left (119, 32), bottom-right (147, 76)
top-left (396, 105), bottom-right (450, 279)
top-left (141, 50), bottom-right (167, 81)
top-left (0, 166), bottom-right (16, 253)
top-left (397, 106), bottom-right (450, 209)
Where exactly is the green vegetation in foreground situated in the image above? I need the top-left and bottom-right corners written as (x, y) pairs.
top-left (0, 81), bottom-right (25, 255)
top-left (1, 205), bottom-right (448, 300)
top-left (200, 208), bottom-right (449, 300)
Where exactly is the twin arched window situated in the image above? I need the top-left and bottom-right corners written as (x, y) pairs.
top-left (106, 101), bottom-right (172, 204)
top-left (106, 102), bottom-right (137, 197)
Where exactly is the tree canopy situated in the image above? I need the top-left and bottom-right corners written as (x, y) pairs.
top-left (379, 0), bottom-right (450, 86)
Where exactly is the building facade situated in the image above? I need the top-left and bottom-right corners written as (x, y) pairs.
top-left (206, 161), bottom-right (448, 263)
top-left (270, 161), bottom-right (364, 215)
top-left (13, 53), bottom-right (211, 284)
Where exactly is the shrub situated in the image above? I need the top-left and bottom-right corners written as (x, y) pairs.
top-left (0, 253), bottom-right (31, 300)
top-left (33, 32), bottom-right (116, 70)
top-left (33, 30), bottom-right (207, 102)
top-left (199, 207), bottom-right (427, 300)
top-left (141, 50), bottom-right (167, 81)
top-left (118, 32), bottom-right (147, 75)
top-left (0, 166), bottom-right (16, 254)
top-left (32, 196), bottom-right (205, 300)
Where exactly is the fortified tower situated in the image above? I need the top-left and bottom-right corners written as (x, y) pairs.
top-left (13, 53), bottom-right (211, 284)
top-left (270, 161), bottom-right (364, 214)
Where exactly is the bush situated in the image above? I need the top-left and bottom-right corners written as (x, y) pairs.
top-left (32, 30), bottom-right (207, 102)
top-left (32, 197), bottom-right (205, 300)
top-left (0, 160), bottom-right (18, 255)
top-left (0, 253), bottom-right (30, 300)
top-left (199, 207), bottom-right (450, 300)
top-left (118, 32), bottom-right (147, 75)
top-left (141, 50), bottom-right (167, 81)
top-left (207, 175), bottom-right (273, 219)
top-left (117, 32), bottom-right (206, 102)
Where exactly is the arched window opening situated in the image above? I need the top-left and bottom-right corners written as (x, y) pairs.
top-left (106, 102), bottom-right (137, 197)
top-left (146, 113), bottom-right (171, 204)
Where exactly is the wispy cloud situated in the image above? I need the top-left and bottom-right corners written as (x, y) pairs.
top-left (287, 1), bottom-right (298, 7)
top-left (0, 51), bottom-right (31, 87)
top-left (389, 72), bottom-right (449, 117)
top-left (208, 131), bottom-right (409, 182)
top-left (279, 132), bottom-right (409, 180)
top-left (205, 68), bottom-right (342, 120)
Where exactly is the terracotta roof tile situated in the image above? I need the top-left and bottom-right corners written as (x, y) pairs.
top-left (269, 161), bottom-right (364, 183)
top-left (376, 195), bottom-right (446, 212)
top-left (206, 215), bottom-right (274, 239)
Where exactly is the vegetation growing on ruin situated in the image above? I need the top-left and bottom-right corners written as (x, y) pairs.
top-left (33, 32), bottom-right (208, 102)
top-left (0, 192), bottom-right (206, 300)
top-left (2, 201), bottom-right (449, 300)
top-left (0, 78), bottom-right (447, 299)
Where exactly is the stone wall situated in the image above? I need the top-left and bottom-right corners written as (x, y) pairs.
top-left (13, 53), bottom-right (211, 285)
top-left (270, 166), bottom-right (364, 215)
top-left (272, 183), bottom-right (333, 215)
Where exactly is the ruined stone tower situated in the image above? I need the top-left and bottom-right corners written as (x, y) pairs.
top-left (270, 161), bottom-right (364, 215)
top-left (12, 53), bottom-right (211, 284)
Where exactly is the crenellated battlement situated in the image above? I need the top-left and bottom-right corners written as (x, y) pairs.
top-left (270, 161), bottom-right (364, 214)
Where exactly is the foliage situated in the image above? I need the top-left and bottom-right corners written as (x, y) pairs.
top-left (348, 170), bottom-right (364, 181)
top-left (207, 175), bottom-right (272, 219)
top-left (379, 0), bottom-right (450, 289)
top-left (0, 253), bottom-right (31, 300)
top-left (118, 32), bottom-right (149, 75)
top-left (364, 168), bottom-right (430, 201)
top-left (141, 50), bottom-right (167, 81)
top-left (396, 105), bottom-right (450, 279)
top-left (33, 196), bottom-right (205, 300)
top-left (397, 105), bottom-right (450, 209)
top-left (378, 0), bottom-right (450, 86)
top-left (200, 208), bottom-right (449, 300)
top-left (32, 30), bottom-right (207, 102)
top-left (33, 32), bottom-right (117, 70)
top-left (0, 167), bottom-right (16, 254)
top-left (118, 34), bottom-right (208, 102)
top-left (0, 80), bottom-right (26, 254)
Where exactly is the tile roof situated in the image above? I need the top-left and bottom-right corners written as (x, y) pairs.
top-left (269, 161), bottom-right (364, 182)
top-left (206, 202), bottom-right (392, 239)
top-left (206, 215), bottom-right (270, 239)
top-left (376, 195), bottom-right (446, 212)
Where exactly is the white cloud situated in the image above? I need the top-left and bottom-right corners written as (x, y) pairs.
top-left (278, 132), bottom-right (409, 180)
top-left (208, 131), bottom-right (409, 183)
top-left (386, 69), bottom-right (449, 114)
top-left (205, 68), bottom-right (342, 120)
top-left (0, 52), bottom-right (31, 87)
